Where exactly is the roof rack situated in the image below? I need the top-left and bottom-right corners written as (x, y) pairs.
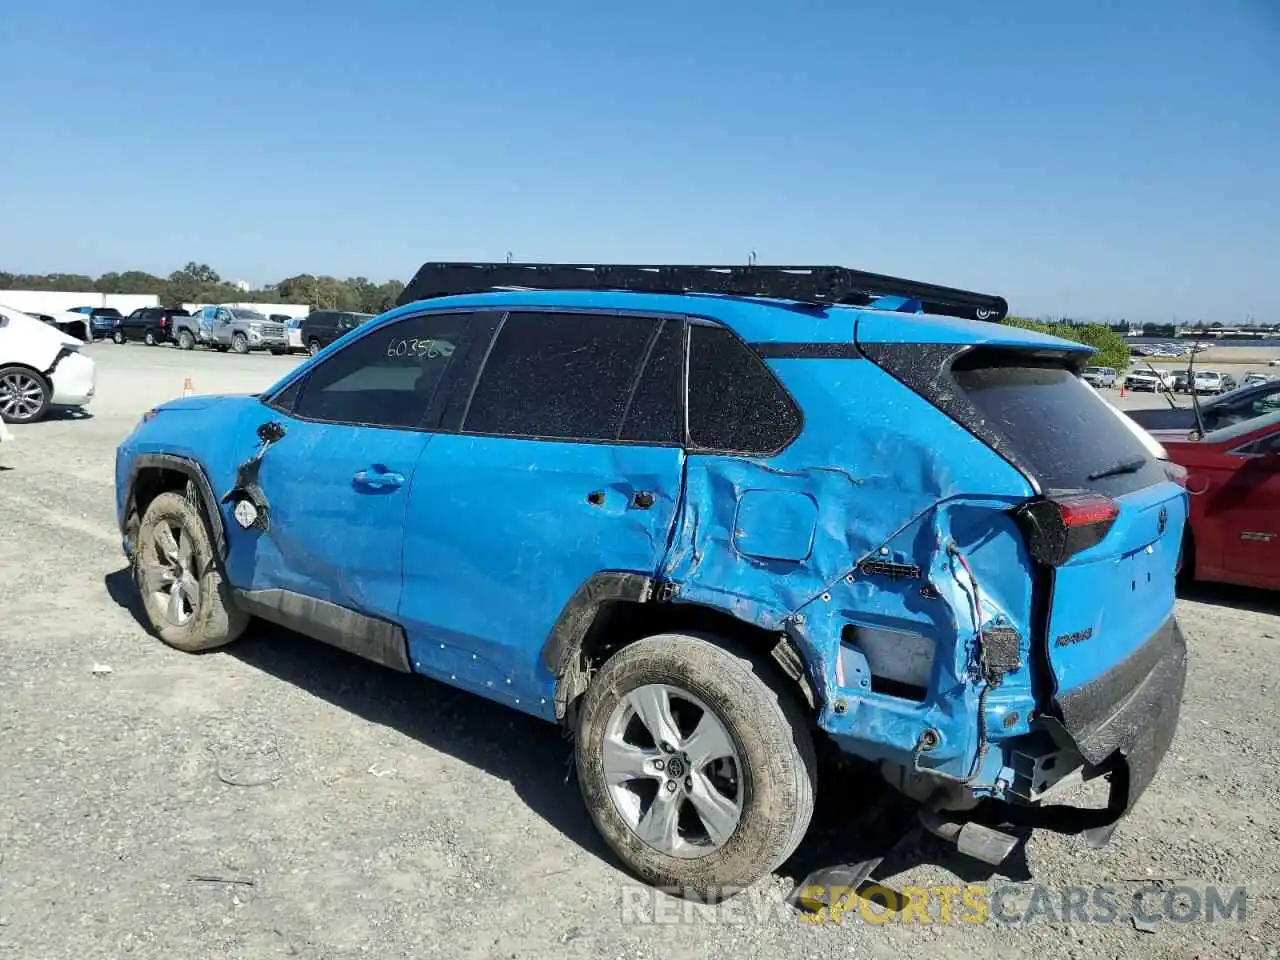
top-left (395, 262), bottom-right (1009, 323)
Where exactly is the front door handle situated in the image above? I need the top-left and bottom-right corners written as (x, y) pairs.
top-left (353, 467), bottom-right (406, 490)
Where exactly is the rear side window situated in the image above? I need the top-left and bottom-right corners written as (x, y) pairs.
top-left (687, 324), bottom-right (802, 455)
top-left (463, 311), bottom-right (658, 442)
top-left (952, 359), bottom-right (1166, 497)
top-left (286, 312), bottom-right (474, 429)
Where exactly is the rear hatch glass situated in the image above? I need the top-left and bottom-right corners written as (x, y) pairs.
top-left (950, 356), bottom-right (1168, 498)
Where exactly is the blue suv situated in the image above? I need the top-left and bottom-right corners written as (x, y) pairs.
top-left (114, 263), bottom-right (1188, 900)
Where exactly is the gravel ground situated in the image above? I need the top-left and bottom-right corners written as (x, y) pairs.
top-left (1, 342), bottom-right (1278, 959)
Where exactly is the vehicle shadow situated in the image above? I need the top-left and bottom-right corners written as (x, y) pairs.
top-left (102, 566), bottom-right (1036, 895)
top-left (777, 754), bottom-right (1035, 897)
top-left (1179, 580), bottom-right (1280, 616)
top-left (44, 406), bottom-right (95, 421)
top-left (102, 568), bottom-right (618, 868)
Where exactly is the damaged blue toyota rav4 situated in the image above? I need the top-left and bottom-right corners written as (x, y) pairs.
top-left (115, 262), bottom-right (1188, 899)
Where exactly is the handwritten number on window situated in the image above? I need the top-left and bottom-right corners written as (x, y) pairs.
top-left (385, 338), bottom-right (455, 360)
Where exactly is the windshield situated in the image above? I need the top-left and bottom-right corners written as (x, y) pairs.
top-left (230, 309), bottom-right (266, 321)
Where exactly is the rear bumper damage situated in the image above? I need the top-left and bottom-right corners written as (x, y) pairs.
top-left (1049, 612), bottom-right (1187, 844)
top-left (927, 614), bottom-right (1187, 855)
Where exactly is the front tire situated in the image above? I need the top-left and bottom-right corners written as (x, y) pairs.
top-left (575, 632), bottom-right (816, 901)
top-left (112, 329), bottom-right (126, 344)
top-left (232, 333), bottom-right (249, 354)
top-left (134, 491), bottom-right (249, 652)
top-left (307, 340), bottom-right (321, 357)
top-left (0, 366), bottom-right (52, 424)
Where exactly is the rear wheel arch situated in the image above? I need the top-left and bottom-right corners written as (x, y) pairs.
top-left (126, 456), bottom-right (227, 560)
top-left (543, 573), bottom-right (819, 724)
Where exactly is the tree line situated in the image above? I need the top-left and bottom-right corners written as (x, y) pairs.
top-left (0, 262), bottom-right (405, 315)
top-left (1003, 317), bottom-right (1132, 370)
top-left (0, 263), bottom-right (1138, 367)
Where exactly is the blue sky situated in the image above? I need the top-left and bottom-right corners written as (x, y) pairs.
top-left (0, 0), bottom-right (1275, 322)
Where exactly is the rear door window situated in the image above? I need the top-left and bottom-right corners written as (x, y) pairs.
top-left (619, 318), bottom-right (684, 444)
top-left (462, 311), bottom-right (660, 442)
top-left (952, 357), bottom-right (1167, 497)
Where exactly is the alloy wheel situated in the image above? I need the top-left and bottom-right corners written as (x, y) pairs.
top-left (140, 520), bottom-right (201, 626)
top-left (0, 371), bottom-right (46, 422)
top-left (602, 683), bottom-right (743, 859)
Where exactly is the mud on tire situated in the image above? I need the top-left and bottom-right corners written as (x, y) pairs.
top-left (134, 491), bottom-right (249, 653)
top-left (574, 632), bottom-right (817, 901)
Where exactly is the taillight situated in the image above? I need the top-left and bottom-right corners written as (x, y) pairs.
top-left (1015, 492), bottom-right (1120, 566)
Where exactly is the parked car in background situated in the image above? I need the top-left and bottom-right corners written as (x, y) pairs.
top-left (285, 317), bottom-right (305, 353)
top-left (115, 260), bottom-right (1188, 899)
top-left (173, 306), bottom-right (290, 354)
top-left (112, 307), bottom-right (190, 346)
top-left (1163, 410), bottom-right (1280, 591)
top-left (1191, 371), bottom-right (1235, 395)
top-left (299, 309), bottom-right (374, 355)
top-left (1123, 369), bottom-right (1175, 392)
top-left (69, 306), bottom-right (124, 340)
top-left (1127, 378), bottom-right (1280, 434)
top-left (0, 302), bottom-right (96, 423)
top-left (1081, 365), bottom-right (1117, 388)
top-left (24, 309), bottom-right (92, 343)
top-left (1240, 372), bottom-right (1272, 389)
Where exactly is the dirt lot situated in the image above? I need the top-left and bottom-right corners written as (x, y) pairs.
top-left (1, 342), bottom-right (1278, 959)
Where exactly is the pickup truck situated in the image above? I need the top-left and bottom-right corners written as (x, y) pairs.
top-left (173, 306), bottom-right (289, 354)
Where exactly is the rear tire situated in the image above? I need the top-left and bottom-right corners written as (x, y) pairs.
top-left (134, 491), bottom-right (249, 652)
top-left (144, 330), bottom-right (157, 346)
top-left (307, 340), bottom-right (321, 357)
top-left (177, 329), bottom-right (195, 350)
top-left (0, 365), bottom-right (51, 424)
top-left (575, 632), bottom-right (816, 901)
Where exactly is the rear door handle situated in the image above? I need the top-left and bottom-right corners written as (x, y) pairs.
top-left (353, 468), bottom-right (405, 490)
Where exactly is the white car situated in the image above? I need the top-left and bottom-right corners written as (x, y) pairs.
top-left (0, 302), bottom-right (97, 423)
top-left (1081, 365), bottom-right (1118, 388)
top-left (1123, 369), bottom-right (1175, 392)
top-left (1191, 370), bottom-right (1233, 395)
top-left (286, 317), bottom-right (305, 353)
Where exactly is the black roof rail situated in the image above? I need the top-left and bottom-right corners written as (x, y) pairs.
top-left (394, 261), bottom-right (1009, 323)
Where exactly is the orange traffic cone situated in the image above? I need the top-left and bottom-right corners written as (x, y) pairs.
top-left (1119, 382), bottom-right (1126, 398)
top-left (182, 377), bottom-right (193, 398)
